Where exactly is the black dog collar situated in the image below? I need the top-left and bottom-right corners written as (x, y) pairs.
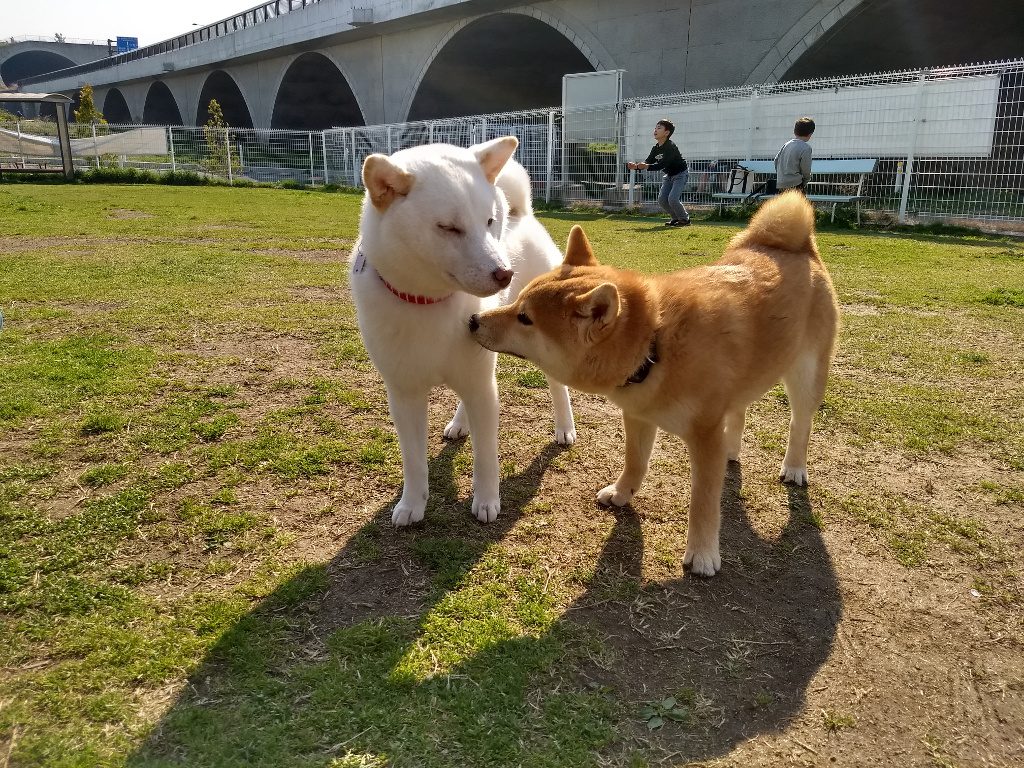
top-left (623, 340), bottom-right (659, 386)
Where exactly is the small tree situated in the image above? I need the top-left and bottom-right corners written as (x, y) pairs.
top-left (203, 98), bottom-right (239, 177)
top-left (73, 85), bottom-right (106, 125)
top-left (54, 32), bottom-right (66, 43)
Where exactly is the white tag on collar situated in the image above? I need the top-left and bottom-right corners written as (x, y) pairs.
top-left (353, 250), bottom-right (366, 274)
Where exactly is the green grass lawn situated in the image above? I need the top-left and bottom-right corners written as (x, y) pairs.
top-left (1, 184), bottom-right (1022, 767)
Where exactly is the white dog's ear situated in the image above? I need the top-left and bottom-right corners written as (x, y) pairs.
top-left (472, 136), bottom-right (518, 184)
top-left (574, 282), bottom-right (620, 340)
top-left (564, 225), bottom-right (599, 267)
top-left (362, 154), bottom-right (414, 210)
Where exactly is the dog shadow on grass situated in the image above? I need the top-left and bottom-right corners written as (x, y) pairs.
top-left (131, 449), bottom-right (840, 767)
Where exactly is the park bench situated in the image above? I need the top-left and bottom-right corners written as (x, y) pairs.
top-left (712, 158), bottom-right (878, 224)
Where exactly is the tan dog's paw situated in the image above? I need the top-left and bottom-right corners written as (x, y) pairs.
top-left (596, 484), bottom-right (633, 507)
top-left (555, 426), bottom-right (577, 446)
top-left (392, 500), bottom-right (426, 527)
top-left (472, 496), bottom-right (500, 523)
top-left (779, 464), bottom-right (809, 486)
top-left (683, 546), bottom-right (722, 577)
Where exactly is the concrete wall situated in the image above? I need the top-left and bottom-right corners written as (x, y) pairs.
top-left (15, 1), bottom-right (874, 127)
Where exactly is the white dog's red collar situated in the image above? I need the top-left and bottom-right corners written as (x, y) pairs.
top-left (377, 272), bottom-right (452, 305)
top-left (353, 248), bottom-right (452, 305)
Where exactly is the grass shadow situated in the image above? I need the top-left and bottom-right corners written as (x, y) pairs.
top-left (130, 454), bottom-right (840, 767)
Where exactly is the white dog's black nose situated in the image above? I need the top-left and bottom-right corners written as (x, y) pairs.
top-left (468, 314), bottom-right (480, 332)
top-left (492, 268), bottom-right (514, 288)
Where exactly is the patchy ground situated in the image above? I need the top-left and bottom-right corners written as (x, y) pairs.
top-left (0, 184), bottom-right (1022, 767)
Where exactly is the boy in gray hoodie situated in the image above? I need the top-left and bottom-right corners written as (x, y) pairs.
top-left (775, 117), bottom-right (815, 192)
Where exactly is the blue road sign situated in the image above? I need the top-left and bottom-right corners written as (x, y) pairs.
top-left (116, 37), bottom-right (139, 53)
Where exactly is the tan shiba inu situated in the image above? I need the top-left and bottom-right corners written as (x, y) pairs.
top-left (470, 191), bottom-right (839, 575)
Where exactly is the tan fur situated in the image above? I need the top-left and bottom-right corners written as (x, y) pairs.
top-left (471, 191), bottom-right (839, 576)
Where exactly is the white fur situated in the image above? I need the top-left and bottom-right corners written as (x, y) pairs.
top-left (445, 160), bottom-right (577, 445)
top-left (351, 139), bottom-right (574, 527)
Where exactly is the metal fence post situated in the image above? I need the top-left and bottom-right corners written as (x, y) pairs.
top-left (545, 110), bottom-right (555, 203)
top-left (614, 102), bottom-right (624, 201)
top-left (308, 131), bottom-right (315, 185)
top-left (168, 126), bottom-right (176, 172)
top-left (351, 129), bottom-right (359, 187)
top-left (92, 123), bottom-right (100, 168)
top-left (321, 130), bottom-right (329, 185)
top-left (745, 87), bottom-right (758, 162)
top-left (898, 69), bottom-right (929, 224)
top-left (16, 121), bottom-right (25, 167)
top-left (225, 127), bottom-right (233, 185)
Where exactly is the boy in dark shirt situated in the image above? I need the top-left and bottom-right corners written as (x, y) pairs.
top-left (628, 119), bottom-right (690, 226)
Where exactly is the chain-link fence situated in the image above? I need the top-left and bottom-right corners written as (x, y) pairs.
top-left (4, 59), bottom-right (1024, 224)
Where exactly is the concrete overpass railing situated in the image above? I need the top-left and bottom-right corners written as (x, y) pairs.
top-left (19, 0), bottom-right (329, 88)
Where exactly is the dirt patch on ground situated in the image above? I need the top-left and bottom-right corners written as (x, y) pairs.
top-left (254, 248), bottom-right (351, 263)
top-left (131, 330), bottom-right (1024, 763)
top-left (107, 209), bottom-right (155, 220)
top-left (4, 301), bottom-right (1021, 766)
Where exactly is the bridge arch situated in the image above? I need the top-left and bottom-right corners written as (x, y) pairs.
top-left (777, 0), bottom-right (1024, 82)
top-left (270, 52), bottom-right (364, 129)
top-left (0, 50), bottom-right (75, 86)
top-left (746, 0), bottom-right (868, 84)
top-left (196, 70), bottom-right (254, 128)
top-left (102, 88), bottom-right (132, 124)
top-left (144, 81), bottom-right (184, 125)
top-left (406, 11), bottom-right (605, 122)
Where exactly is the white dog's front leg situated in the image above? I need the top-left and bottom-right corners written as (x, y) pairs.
top-left (387, 388), bottom-right (430, 527)
top-left (456, 377), bottom-right (501, 524)
top-left (443, 401), bottom-right (471, 440)
top-left (547, 378), bottom-right (577, 445)
top-left (597, 414), bottom-right (657, 507)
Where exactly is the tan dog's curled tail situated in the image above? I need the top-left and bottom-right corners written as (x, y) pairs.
top-left (729, 189), bottom-right (816, 254)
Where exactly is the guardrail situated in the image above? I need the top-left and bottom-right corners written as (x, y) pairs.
top-left (2, 36), bottom-right (108, 46)
top-left (18, 0), bottom-right (325, 87)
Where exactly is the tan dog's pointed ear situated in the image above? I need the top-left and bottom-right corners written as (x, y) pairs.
top-left (472, 136), bottom-right (518, 184)
top-left (575, 282), bottom-right (620, 340)
top-left (564, 225), bottom-right (599, 267)
top-left (362, 154), bottom-right (414, 210)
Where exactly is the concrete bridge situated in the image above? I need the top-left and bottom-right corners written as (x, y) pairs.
top-left (0, 38), bottom-right (109, 88)
top-left (8, 0), bottom-right (1023, 128)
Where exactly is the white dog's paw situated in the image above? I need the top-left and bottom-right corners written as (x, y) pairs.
top-left (443, 417), bottom-right (471, 440)
top-left (472, 496), bottom-right (500, 524)
top-left (391, 499), bottom-right (426, 527)
top-left (596, 484), bottom-right (633, 507)
top-left (683, 545), bottom-right (722, 577)
top-left (779, 464), bottom-right (809, 486)
top-left (555, 426), bottom-right (577, 446)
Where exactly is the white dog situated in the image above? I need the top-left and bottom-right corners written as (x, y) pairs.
top-left (351, 137), bottom-right (575, 527)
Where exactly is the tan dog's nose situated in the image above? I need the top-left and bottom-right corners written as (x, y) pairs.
top-left (492, 268), bottom-right (514, 288)
top-left (468, 314), bottom-right (480, 332)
